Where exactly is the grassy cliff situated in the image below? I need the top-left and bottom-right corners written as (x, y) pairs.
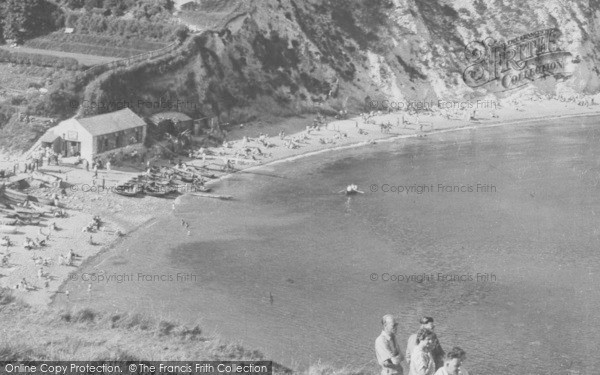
top-left (0, 289), bottom-right (294, 371)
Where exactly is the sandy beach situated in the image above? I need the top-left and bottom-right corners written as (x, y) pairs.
top-left (1, 92), bottom-right (600, 307)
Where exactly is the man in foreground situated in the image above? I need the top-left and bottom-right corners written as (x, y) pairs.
top-left (375, 314), bottom-right (405, 375)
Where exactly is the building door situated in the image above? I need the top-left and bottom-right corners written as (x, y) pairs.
top-left (68, 141), bottom-right (81, 156)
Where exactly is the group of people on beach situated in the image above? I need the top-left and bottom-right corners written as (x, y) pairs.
top-left (376, 315), bottom-right (468, 375)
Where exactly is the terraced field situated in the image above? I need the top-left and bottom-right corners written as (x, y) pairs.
top-left (0, 45), bottom-right (117, 66)
top-left (24, 32), bottom-right (169, 59)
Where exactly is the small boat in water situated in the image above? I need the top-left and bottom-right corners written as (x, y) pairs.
top-left (341, 184), bottom-right (364, 195)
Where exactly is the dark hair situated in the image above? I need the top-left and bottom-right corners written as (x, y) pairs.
top-left (446, 347), bottom-right (466, 360)
top-left (419, 316), bottom-right (434, 324)
top-left (415, 328), bottom-right (436, 344)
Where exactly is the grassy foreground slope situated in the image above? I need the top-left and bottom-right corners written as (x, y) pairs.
top-left (0, 290), bottom-right (293, 371)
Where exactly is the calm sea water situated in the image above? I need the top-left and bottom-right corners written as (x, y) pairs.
top-left (60, 117), bottom-right (600, 374)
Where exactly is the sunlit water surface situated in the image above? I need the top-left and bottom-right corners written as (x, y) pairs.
top-left (60, 117), bottom-right (600, 374)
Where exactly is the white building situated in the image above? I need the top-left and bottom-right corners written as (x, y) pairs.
top-left (36, 108), bottom-right (147, 163)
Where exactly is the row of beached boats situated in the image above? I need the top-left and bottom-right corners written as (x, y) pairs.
top-left (0, 187), bottom-right (59, 234)
top-left (113, 165), bottom-right (214, 198)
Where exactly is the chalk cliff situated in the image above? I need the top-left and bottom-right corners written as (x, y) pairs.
top-left (83, 0), bottom-right (599, 119)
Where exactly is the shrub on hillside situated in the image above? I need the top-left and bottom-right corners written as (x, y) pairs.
top-left (27, 88), bottom-right (79, 118)
top-left (10, 96), bottom-right (27, 106)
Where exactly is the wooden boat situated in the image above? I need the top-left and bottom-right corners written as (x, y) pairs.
top-left (0, 218), bottom-right (18, 225)
top-left (0, 208), bottom-right (17, 217)
top-left (16, 213), bottom-right (42, 220)
top-left (146, 173), bottom-right (164, 181)
top-left (31, 171), bottom-right (62, 187)
top-left (192, 184), bottom-right (211, 193)
top-left (113, 185), bottom-right (141, 197)
top-left (180, 176), bottom-right (195, 183)
top-left (172, 170), bottom-right (196, 182)
top-left (12, 206), bottom-right (39, 214)
top-left (119, 181), bottom-right (137, 188)
top-left (17, 218), bottom-right (41, 226)
top-left (3, 188), bottom-right (29, 201)
top-left (30, 196), bottom-right (55, 206)
top-left (145, 188), bottom-right (170, 198)
top-left (340, 185), bottom-right (364, 195)
top-left (27, 202), bottom-right (54, 213)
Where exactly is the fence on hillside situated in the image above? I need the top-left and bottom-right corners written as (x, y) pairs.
top-left (84, 41), bottom-right (180, 75)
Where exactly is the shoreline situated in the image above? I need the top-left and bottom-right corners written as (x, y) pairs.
top-left (2, 96), bottom-right (600, 308)
top-left (48, 215), bottom-right (159, 306)
top-left (202, 103), bottom-right (600, 186)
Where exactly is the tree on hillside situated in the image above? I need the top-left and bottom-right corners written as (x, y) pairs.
top-left (2, 0), bottom-right (62, 41)
top-left (2, 0), bottom-right (27, 42)
top-left (175, 25), bottom-right (189, 44)
top-left (103, 0), bottom-right (127, 16)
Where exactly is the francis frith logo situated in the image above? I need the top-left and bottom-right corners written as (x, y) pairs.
top-left (462, 28), bottom-right (572, 91)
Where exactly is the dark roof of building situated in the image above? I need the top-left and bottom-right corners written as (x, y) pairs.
top-left (39, 131), bottom-right (60, 143)
top-left (76, 108), bottom-right (146, 136)
top-left (149, 112), bottom-right (193, 125)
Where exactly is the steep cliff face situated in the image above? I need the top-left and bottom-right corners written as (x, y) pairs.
top-left (86, 0), bottom-right (600, 121)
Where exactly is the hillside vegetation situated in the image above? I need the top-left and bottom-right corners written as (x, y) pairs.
top-left (77, 0), bottom-right (600, 124)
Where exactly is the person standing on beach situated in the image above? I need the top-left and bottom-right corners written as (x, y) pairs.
top-left (375, 314), bottom-right (405, 375)
top-left (408, 328), bottom-right (437, 375)
top-left (406, 317), bottom-right (444, 370)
